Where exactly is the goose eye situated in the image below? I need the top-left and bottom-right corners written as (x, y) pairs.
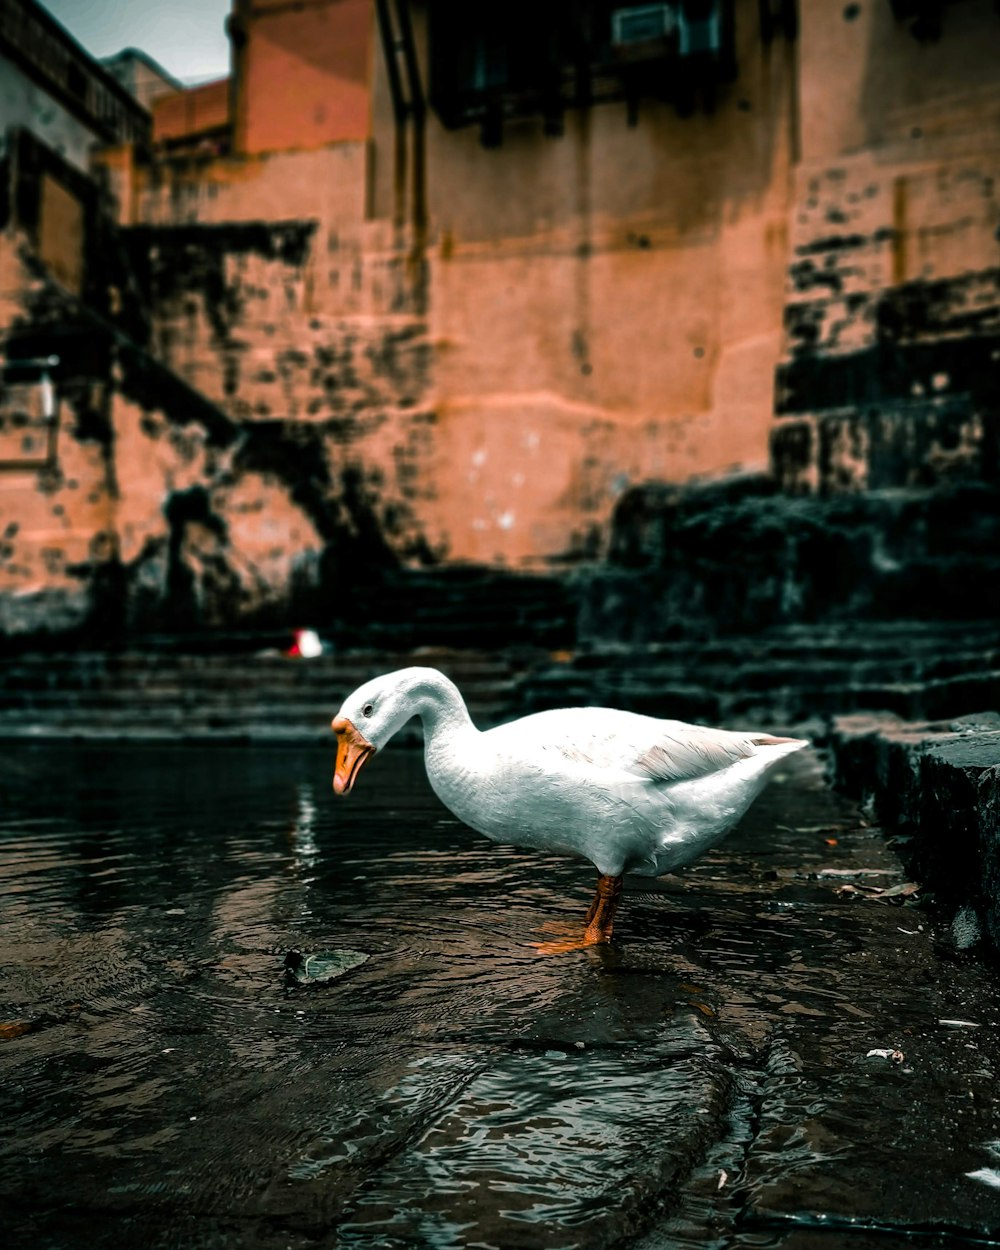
top-left (362, 702), bottom-right (374, 717)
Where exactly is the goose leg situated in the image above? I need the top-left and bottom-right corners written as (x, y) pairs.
top-left (533, 873), bottom-right (623, 953)
top-left (583, 873), bottom-right (623, 945)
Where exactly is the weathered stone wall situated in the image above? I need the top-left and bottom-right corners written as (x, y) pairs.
top-left (0, 216), bottom-right (434, 640)
top-left (583, 475), bottom-right (1000, 643)
top-left (1, 119), bottom-right (444, 637)
top-left (109, 141), bottom-right (438, 630)
top-left (829, 712), bottom-right (1000, 956)
top-left (771, 0), bottom-right (1000, 493)
top-left (0, 235), bottom-right (118, 637)
top-left (772, 165), bottom-right (1000, 493)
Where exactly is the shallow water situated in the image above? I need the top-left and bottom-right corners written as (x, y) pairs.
top-left (1, 744), bottom-right (999, 1249)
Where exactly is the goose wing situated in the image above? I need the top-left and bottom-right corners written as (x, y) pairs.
top-left (518, 710), bottom-right (761, 784)
top-left (627, 722), bottom-right (758, 783)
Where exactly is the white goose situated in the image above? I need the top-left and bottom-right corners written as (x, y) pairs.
top-left (331, 667), bottom-right (808, 950)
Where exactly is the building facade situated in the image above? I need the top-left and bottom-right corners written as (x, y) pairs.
top-left (0, 0), bottom-right (997, 639)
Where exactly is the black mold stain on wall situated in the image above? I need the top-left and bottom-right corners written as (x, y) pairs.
top-left (231, 420), bottom-right (408, 623)
top-left (4, 198), bottom-right (451, 642)
top-left (774, 268), bottom-right (1000, 492)
top-left (124, 222), bottom-right (317, 275)
top-left (162, 485), bottom-right (228, 629)
top-left (121, 221), bottom-right (318, 344)
top-left (117, 337), bottom-right (239, 447)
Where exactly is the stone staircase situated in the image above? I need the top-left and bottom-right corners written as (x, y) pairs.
top-left (0, 648), bottom-right (520, 744)
top-left (0, 619), bottom-right (996, 742)
top-left (523, 619), bottom-right (1000, 726)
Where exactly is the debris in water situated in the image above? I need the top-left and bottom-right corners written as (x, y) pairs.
top-left (939, 1019), bottom-right (981, 1029)
top-left (819, 868), bottom-right (896, 877)
top-left (284, 948), bottom-right (369, 984)
top-left (778, 824), bottom-right (843, 835)
top-left (866, 1048), bottom-right (905, 1063)
top-left (717, 1170), bottom-right (728, 1189)
top-left (878, 881), bottom-right (920, 898)
top-left (0, 1020), bottom-right (35, 1040)
top-left (833, 878), bottom-right (919, 900)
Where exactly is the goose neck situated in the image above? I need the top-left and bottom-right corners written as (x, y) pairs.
top-left (410, 670), bottom-right (476, 743)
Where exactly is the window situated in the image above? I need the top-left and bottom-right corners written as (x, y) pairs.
top-left (428, 0), bottom-right (736, 141)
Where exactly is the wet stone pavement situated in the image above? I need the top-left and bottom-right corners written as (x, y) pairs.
top-left (1, 743), bottom-right (1000, 1250)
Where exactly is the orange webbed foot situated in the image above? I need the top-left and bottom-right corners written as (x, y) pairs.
top-left (530, 925), bottom-right (612, 955)
top-left (530, 874), bottom-right (624, 954)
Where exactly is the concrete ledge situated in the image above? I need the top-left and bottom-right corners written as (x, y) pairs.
top-left (828, 711), bottom-right (1000, 954)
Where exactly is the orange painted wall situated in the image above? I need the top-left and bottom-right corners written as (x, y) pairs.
top-left (153, 78), bottom-right (230, 144)
top-left (234, 0), bottom-right (372, 155)
top-left (365, 2), bottom-right (796, 565)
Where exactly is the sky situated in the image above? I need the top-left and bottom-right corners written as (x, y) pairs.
top-left (40, 0), bottom-right (233, 84)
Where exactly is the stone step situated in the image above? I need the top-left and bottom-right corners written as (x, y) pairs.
top-left (530, 650), bottom-right (999, 690)
top-left (827, 710), bottom-right (1000, 956)
top-left (3, 635), bottom-right (994, 688)
top-left (0, 669), bottom-right (520, 700)
top-left (0, 623), bottom-right (996, 740)
top-left (4, 617), bottom-right (994, 666)
top-left (0, 655), bottom-right (522, 696)
top-left (1, 661), bottom-right (993, 710)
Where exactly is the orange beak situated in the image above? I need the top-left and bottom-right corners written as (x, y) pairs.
top-left (332, 717), bottom-right (375, 795)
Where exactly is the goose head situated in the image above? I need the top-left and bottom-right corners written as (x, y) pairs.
top-left (331, 667), bottom-right (438, 795)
